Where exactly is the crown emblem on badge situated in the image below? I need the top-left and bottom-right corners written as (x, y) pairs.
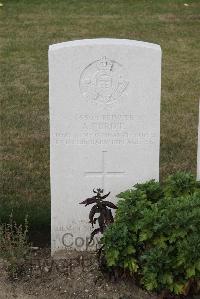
top-left (97, 56), bottom-right (113, 71)
top-left (80, 56), bottom-right (129, 105)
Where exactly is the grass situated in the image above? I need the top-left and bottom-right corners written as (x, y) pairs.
top-left (0, 0), bottom-right (200, 244)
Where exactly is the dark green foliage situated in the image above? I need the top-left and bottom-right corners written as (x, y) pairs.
top-left (132, 180), bottom-right (164, 203)
top-left (164, 171), bottom-right (200, 197)
top-left (101, 172), bottom-right (200, 296)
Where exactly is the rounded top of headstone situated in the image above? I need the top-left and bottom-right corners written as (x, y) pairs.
top-left (49, 38), bottom-right (161, 52)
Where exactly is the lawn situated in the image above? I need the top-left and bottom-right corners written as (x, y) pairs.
top-left (0, 0), bottom-right (200, 243)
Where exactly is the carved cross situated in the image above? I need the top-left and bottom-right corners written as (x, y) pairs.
top-left (84, 150), bottom-right (125, 189)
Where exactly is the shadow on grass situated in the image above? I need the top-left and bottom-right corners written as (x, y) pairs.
top-left (0, 200), bottom-right (50, 247)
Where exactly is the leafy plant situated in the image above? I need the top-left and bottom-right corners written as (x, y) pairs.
top-left (164, 171), bottom-right (199, 198)
top-left (0, 214), bottom-right (31, 278)
top-left (80, 188), bottom-right (117, 243)
top-left (101, 172), bottom-right (200, 297)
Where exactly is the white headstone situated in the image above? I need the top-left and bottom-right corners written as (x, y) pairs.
top-left (49, 38), bottom-right (161, 255)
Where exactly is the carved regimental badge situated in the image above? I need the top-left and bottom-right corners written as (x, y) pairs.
top-left (79, 56), bottom-right (129, 106)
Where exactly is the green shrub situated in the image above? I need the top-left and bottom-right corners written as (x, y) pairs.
top-left (101, 172), bottom-right (200, 296)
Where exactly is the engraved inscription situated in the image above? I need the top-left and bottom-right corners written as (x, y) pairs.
top-left (79, 56), bottom-right (129, 105)
top-left (53, 113), bottom-right (157, 146)
top-left (85, 151), bottom-right (125, 189)
top-left (54, 133), bottom-right (155, 145)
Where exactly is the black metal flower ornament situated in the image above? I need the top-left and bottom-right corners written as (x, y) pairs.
top-left (79, 188), bottom-right (117, 244)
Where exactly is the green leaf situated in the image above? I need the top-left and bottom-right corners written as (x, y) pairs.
top-left (107, 258), bottom-right (116, 267)
top-left (145, 282), bottom-right (155, 291)
top-left (176, 256), bottom-right (185, 267)
top-left (144, 276), bottom-right (158, 291)
top-left (139, 230), bottom-right (153, 242)
top-left (130, 258), bottom-right (138, 272)
top-left (106, 248), bottom-right (119, 266)
top-left (124, 258), bottom-right (138, 273)
top-left (173, 283), bottom-right (185, 295)
top-left (153, 236), bottom-right (167, 248)
top-left (126, 245), bottom-right (136, 254)
top-left (161, 273), bottom-right (173, 285)
top-left (186, 266), bottom-right (195, 278)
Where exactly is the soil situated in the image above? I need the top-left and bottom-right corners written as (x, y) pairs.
top-left (0, 248), bottom-right (157, 299)
top-left (0, 249), bottom-right (199, 299)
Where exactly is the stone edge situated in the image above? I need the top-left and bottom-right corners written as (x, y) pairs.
top-left (48, 38), bottom-right (161, 52)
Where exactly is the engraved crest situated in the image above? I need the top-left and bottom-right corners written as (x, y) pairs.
top-left (80, 56), bottom-right (129, 105)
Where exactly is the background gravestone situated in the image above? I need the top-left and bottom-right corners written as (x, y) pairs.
top-left (49, 38), bottom-right (162, 254)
